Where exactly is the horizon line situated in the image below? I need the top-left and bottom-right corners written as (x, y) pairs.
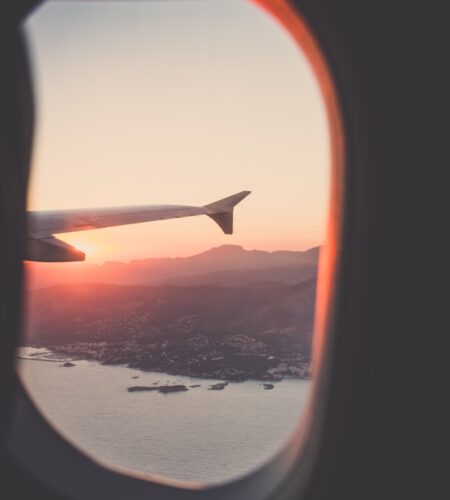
top-left (25, 243), bottom-right (323, 266)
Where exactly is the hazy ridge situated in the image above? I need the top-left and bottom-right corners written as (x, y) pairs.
top-left (25, 244), bottom-right (320, 289)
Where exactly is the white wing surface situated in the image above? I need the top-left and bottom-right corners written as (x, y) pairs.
top-left (26, 191), bottom-right (250, 262)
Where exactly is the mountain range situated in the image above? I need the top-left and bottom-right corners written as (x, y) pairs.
top-left (25, 244), bottom-right (320, 289)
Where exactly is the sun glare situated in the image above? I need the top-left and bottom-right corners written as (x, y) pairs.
top-left (58, 236), bottom-right (99, 260)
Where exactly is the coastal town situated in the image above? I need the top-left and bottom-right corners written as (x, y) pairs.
top-left (47, 324), bottom-right (312, 383)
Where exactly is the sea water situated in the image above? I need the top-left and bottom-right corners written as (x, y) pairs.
top-left (17, 348), bottom-right (311, 484)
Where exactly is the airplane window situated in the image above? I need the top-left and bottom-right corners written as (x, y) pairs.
top-left (18, 0), bottom-right (330, 486)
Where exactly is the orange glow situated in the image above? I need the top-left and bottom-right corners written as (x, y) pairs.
top-left (57, 235), bottom-right (100, 260)
top-left (252, 0), bottom-right (345, 456)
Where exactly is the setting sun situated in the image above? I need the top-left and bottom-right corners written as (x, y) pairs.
top-left (57, 235), bottom-right (100, 260)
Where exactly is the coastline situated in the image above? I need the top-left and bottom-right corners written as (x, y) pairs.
top-left (18, 345), bottom-right (312, 383)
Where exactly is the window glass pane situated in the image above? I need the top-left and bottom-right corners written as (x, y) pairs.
top-left (19, 0), bottom-right (329, 485)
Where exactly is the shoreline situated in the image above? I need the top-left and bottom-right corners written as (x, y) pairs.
top-left (16, 355), bottom-right (70, 363)
top-left (17, 345), bottom-right (312, 383)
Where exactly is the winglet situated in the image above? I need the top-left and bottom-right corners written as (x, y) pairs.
top-left (204, 191), bottom-right (251, 234)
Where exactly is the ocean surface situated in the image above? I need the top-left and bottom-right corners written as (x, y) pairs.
top-left (17, 348), bottom-right (311, 484)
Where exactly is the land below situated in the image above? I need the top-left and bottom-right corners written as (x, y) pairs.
top-left (23, 245), bottom-right (318, 381)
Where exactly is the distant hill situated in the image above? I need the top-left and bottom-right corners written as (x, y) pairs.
top-left (24, 280), bottom-right (316, 349)
top-left (25, 245), bottom-right (320, 289)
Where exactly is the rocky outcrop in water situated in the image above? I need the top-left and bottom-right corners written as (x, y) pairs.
top-left (128, 385), bottom-right (188, 394)
top-left (208, 382), bottom-right (228, 391)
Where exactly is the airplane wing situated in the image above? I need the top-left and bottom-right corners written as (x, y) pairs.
top-left (26, 191), bottom-right (251, 262)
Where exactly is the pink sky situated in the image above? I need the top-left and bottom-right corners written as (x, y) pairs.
top-left (25, 0), bottom-right (330, 263)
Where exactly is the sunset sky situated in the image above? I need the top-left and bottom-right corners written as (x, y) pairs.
top-left (24, 0), bottom-right (330, 263)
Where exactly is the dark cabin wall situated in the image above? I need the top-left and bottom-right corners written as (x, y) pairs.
top-left (0, 1), bottom-right (447, 499)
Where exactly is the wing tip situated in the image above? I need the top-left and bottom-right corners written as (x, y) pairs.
top-left (205, 190), bottom-right (251, 234)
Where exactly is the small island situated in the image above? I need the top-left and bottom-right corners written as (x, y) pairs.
top-left (208, 382), bottom-right (228, 391)
top-left (128, 385), bottom-right (188, 394)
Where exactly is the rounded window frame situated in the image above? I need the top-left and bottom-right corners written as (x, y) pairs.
top-left (6, 1), bottom-right (346, 499)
